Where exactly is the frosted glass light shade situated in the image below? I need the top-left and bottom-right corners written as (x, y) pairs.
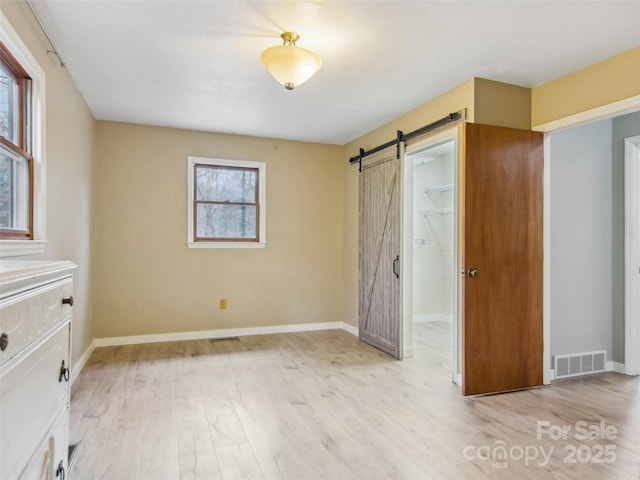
top-left (261, 44), bottom-right (322, 90)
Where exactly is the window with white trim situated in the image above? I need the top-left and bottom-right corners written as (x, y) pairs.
top-left (187, 157), bottom-right (266, 249)
top-left (0, 13), bottom-right (46, 257)
top-left (0, 41), bottom-right (32, 239)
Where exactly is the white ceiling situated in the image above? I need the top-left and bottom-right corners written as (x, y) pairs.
top-left (29, 1), bottom-right (640, 145)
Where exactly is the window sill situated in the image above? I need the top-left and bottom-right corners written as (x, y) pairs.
top-left (187, 241), bottom-right (266, 250)
top-left (0, 240), bottom-right (47, 258)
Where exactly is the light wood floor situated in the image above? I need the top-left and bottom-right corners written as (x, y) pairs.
top-left (69, 323), bottom-right (640, 479)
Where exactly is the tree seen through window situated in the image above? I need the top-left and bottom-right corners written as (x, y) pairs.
top-left (194, 164), bottom-right (259, 241)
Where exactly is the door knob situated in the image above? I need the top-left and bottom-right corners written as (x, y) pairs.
top-left (468, 269), bottom-right (479, 278)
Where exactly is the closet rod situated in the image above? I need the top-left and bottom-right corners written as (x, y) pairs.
top-left (348, 108), bottom-right (466, 165)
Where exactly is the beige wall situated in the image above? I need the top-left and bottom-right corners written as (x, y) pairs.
top-left (1, 1), bottom-right (97, 369)
top-left (532, 46), bottom-right (640, 128)
top-left (94, 122), bottom-right (344, 337)
top-left (341, 151), bottom-right (359, 328)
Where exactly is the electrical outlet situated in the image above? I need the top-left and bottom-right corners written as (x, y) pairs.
top-left (220, 298), bottom-right (227, 310)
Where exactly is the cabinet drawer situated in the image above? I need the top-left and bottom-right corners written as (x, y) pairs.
top-left (14, 430), bottom-right (50, 480)
top-left (0, 324), bottom-right (70, 480)
top-left (48, 410), bottom-right (69, 480)
top-left (15, 409), bottom-right (69, 480)
top-left (0, 278), bottom-right (72, 365)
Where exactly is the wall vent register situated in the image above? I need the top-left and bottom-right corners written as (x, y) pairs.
top-left (554, 350), bottom-right (606, 379)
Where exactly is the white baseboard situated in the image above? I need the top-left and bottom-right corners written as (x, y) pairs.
top-left (94, 321), bottom-right (358, 348)
top-left (70, 338), bottom-right (96, 385)
top-left (403, 346), bottom-right (414, 358)
top-left (413, 314), bottom-right (452, 324)
top-left (547, 369), bottom-right (555, 383)
top-left (608, 360), bottom-right (625, 374)
top-left (340, 322), bottom-right (359, 336)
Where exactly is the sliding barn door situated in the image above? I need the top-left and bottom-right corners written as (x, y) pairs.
top-left (359, 147), bottom-right (402, 359)
top-left (461, 123), bottom-right (543, 395)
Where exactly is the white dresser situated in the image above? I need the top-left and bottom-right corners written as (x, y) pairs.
top-left (0, 260), bottom-right (76, 480)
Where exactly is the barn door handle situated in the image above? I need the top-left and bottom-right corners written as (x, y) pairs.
top-left (393, 255), bottom-right (400, 279)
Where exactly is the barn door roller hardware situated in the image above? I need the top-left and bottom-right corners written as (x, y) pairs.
top-left (349, 109), bottom-right (467, 167)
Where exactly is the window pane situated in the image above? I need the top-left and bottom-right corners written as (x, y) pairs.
top-left (0, 62), bottom-right (18, 144)
top-left (196, 166), bottom-right (257, 203)
top-left (196, 204), bottom-right (257, 239)
top-left (0, 144), bottom-right (29, 230)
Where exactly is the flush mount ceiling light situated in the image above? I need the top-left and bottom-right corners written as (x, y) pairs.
top-left (260, 32), bottom-right (322, 90)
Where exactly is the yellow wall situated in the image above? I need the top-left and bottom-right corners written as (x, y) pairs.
top-left (341, 154), bottom-right (359, 328)
top-left (94, 122), bottom-right (344, 337)
top-left (1, 1), bottom-right (97, 370)
top-left (474, 78), bottom-right (531, 130)
top-left (532, 46), bottom-right (640, 128)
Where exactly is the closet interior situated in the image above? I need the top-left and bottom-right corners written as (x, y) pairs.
top-left (411, 140), bottom-right (455, 334)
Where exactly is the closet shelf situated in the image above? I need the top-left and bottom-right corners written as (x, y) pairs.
top-left (413, 238), bottom-right (433, 246)
top-left (424, 183), bottom-right (454, 194)
top-left (413, 158), bottom-right (436, 168)
top-left (421, 208), bottom-right (453, 216)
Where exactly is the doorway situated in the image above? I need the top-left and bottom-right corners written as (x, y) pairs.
top-left (543, 109), bottom-right (640, 379)
top-left (625, 134), bottom-right (640, 375)
top-left (402, 124), bottom-right (544, 394)
top-left (403, 132), bottom-right (458, 383)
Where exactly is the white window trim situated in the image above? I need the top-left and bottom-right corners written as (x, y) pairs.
top-left (0, 12), bottom-right (47, 258)
top-left (187, 156), bottom-right (266, 249)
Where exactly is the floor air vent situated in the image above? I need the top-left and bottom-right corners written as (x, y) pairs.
top-left (554, 350), bottom-right (606, 379)
top-left (209, 337), bottom-right (240, 342)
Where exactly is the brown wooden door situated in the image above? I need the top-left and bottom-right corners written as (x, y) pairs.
top-left (359, 147), bottom-right (402, 359)
top-left (461, 123), bottom-right (543, 395)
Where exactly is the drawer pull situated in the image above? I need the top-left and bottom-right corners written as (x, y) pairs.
top-left (59, 360), bottom-right (70, 382)
top-left (56, 460), bottom-right (65, 479)
top-left (62, 296), bottom-right (74, 307)
top-left (0, 332), bottom-right (8, 351)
